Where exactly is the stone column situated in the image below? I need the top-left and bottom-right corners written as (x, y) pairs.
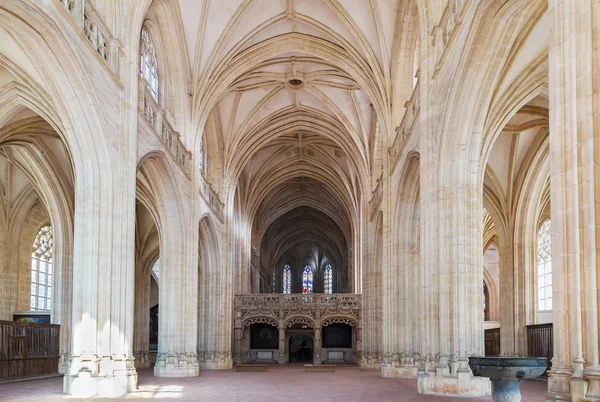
top-left (243, 328), bottom-right (251, 363)
top-left (234, 312), bottom-right (243, 364)
top-left (62, 156), bottom-right (137, 397)
top-left (356, 322), bottom-right (363, 364)
top-left (417, 2), bottom-right (489, 393)
top-left (132, 269), bottom-right (151, 369)
top-left (278, 327), bottom-right (286, 364)
top-left (498, 237), bottom-right (516, 356)
top-left (314, 326), bottom-right (322, 365)
top-left (547, 0), bottom-right (600, 400)
top-left (208, 176), bottom-right (238, 369)
top-left (154, 200), bottom-right (199, 377)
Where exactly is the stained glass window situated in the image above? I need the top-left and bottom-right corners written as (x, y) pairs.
top-left (302, 266), bottom-right (313, 294)
top-left (537, 219), bottom-right (552, 311)
top-left (324, 265), bottom-right (332, 294)
top-left (283, 265), bottom-right (291, 294)
top-left (483, 281), bottom-right (489, 321)
top-left (31, 226), bottom-right (53, 312)
top-left (140, 27), bottom-right (158, 100)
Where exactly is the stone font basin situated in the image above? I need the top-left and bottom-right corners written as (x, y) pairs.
top-left (469, 357), bottom-right (548, 402)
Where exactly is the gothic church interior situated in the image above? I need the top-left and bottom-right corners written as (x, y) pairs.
top-left (0, 0), bottom-right (597, 401)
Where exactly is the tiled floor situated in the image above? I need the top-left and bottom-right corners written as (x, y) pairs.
top-left (0, 366), bottom-right (547, 401)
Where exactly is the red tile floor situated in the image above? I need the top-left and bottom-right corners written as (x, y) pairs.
top-left (0, 366), bottom-right (547, 401)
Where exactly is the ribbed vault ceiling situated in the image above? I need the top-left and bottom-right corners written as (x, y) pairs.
top-left (178, 0), bottom-right (407, 287)
top-left (260, 206), bottom-right (347, 275)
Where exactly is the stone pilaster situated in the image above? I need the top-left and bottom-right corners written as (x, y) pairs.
top-left (547, 1), bottom-right (600, 401)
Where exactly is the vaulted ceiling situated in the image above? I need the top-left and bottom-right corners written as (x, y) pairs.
top-left (174, 0), bottom-right (413, 283)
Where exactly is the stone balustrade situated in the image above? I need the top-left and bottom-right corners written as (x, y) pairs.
top-left (139, 83), bottom-right (192, 176)
top-left (140, 86), bottom-right (158, 126)
top-left (199, 170), bottom-right (224, 221)
top-left (389, 77), bottom-right (420, 170)
top-left (83, 2), bottom-right (119, 74)
top-left (431, 0), bottom-right (467, 76)
top-left (58, 0), bottom-right (120, 75)
top-left (60, 0), bottom-right (75, 13)
top-left (369, 175), bottom-right (383, 220)
top-left (235, 293), bottom-right (362, 311)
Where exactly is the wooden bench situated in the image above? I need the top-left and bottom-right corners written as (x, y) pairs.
top-left (235, 364), bottom-right (268, 372)
top-left (304, 364), bottom-right (336, 372)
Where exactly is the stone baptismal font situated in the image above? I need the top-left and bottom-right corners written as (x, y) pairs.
top-left (469, 357), bottom-right (548, 402)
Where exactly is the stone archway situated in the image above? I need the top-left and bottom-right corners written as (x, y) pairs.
top-left (321, 316), bottom-right (360, 364)
top-left (288, 333), bottom-right (314, 364)
top-left (238, 316), bottom-right (279, 364)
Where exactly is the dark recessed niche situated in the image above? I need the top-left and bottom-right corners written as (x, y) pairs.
top-left (288, 78), bottom-right (303, 86)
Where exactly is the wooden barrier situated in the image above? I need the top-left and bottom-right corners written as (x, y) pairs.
top-left (0, 320), bottom-right (60, 380)
top-left (304, 364), bottom-right (336, 372)
top-left (484, 328), bottom-right (500, 356)
top-left (236, 364), bottom-right (268, 372)
top-left (527, 323), bottom-right (553, 375)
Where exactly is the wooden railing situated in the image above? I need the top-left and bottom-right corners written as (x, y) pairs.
top-left (484, 328), bottom-right (500, 356)
top-left (0, 321), bottom-right (60, 379)
top-left (527, 323), bottom-right (553, 374)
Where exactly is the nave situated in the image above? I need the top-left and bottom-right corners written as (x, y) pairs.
top-left (0, 0), bottom-right (598, 401)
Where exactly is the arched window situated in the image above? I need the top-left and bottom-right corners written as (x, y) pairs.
top-left (302, 266), bottom-right (313, 294)
top-left (483, 281), bottom-right (489, 321)
top-left (324, 265), bottom-right (332, 294)
top-left (140, 27), bottom-right (158, 100)
top-left (30, 226), bottom-right (53, 312)
top-left (537, 219), bottom-right (552, 311)
top-left (283, 265), bottom-right (291, 294)
top-left (151, 258), bottom-right (159, 284)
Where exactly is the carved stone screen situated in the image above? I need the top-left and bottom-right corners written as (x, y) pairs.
top-left (250, 324), bottom-right (278, 349)
top-left (322, 324), bottom-right (352, 348)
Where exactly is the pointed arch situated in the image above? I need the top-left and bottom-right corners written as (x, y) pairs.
top-left (136, 151), bottom-right (197, 373)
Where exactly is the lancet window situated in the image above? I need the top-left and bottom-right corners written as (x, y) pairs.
top-left (140, 27), bottom-right (158, 100)
top-left (30, 226), bottom-right (53, 312)
top-left (483, 281), bottom-right (489, 321)
top-left (324, 264), bottom-right (332, 294)
top-left (302, 266), bottom-right (313, 294)
top-left (283, 264), bottom-right (291, 294)
top-left (537, 219), bottom-right (552, 311)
